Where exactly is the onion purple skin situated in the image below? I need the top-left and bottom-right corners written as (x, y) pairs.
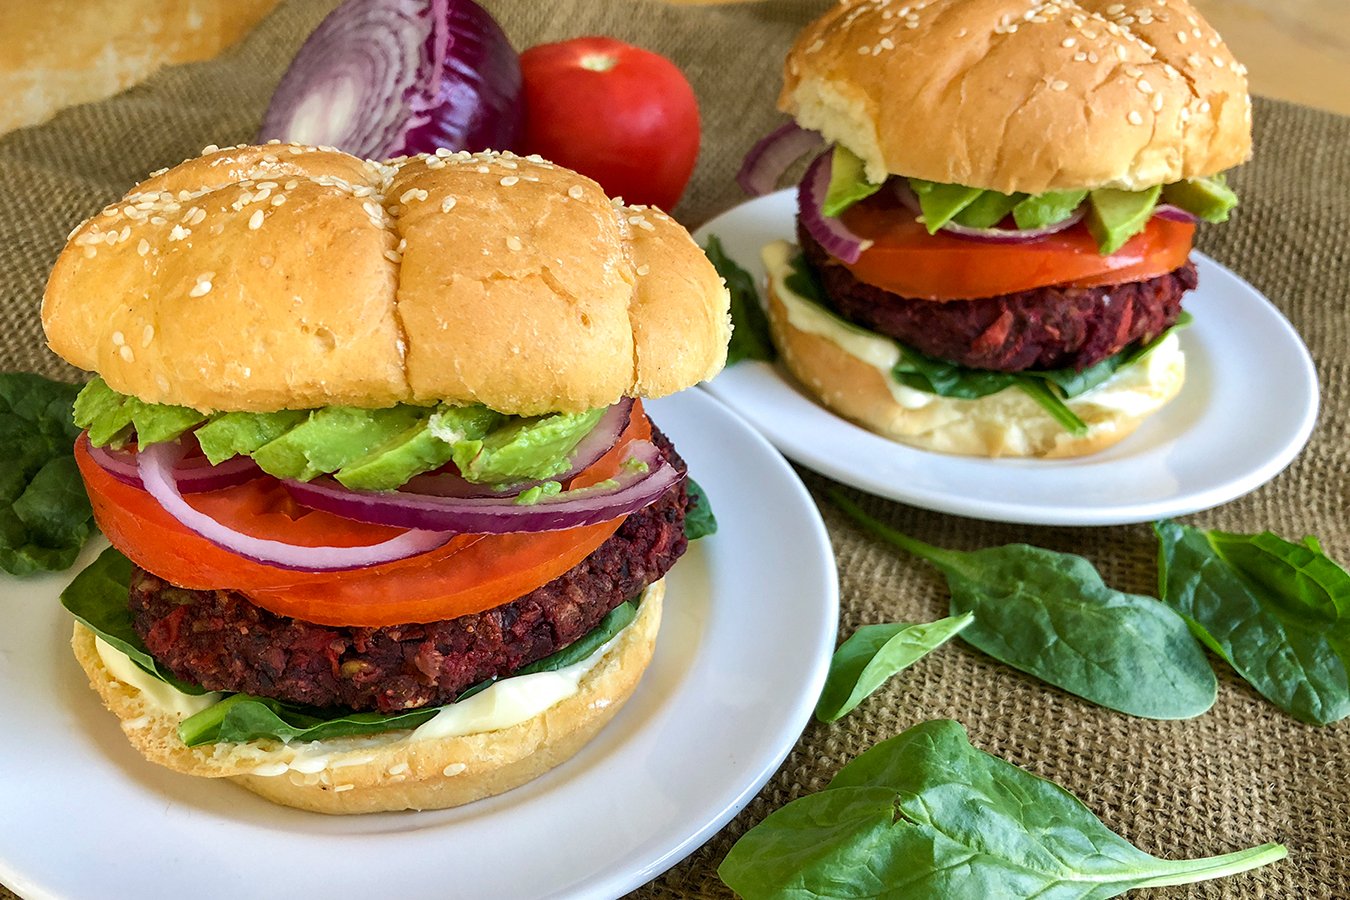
top-left (257, 0), bottom-right (522, 160)
top-left (87, 442), bottom-right (264, 494)
top-left (798, 151), bottom-right (871, 264)
top-left (737, 123), bottom-right (825, 197)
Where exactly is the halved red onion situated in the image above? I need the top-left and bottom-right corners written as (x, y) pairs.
top-left (798, 152), bottom-right (872, 264)
top-left (398, 398), bottom-right (634, 500)
top-left (1153, 203), bottom-right (1198, 223)
top-left (893, 179), bottom-right (1086, 243)
top-left (284, 440), bottom-right (681, 534)
top-left (137, 440), bottom-right (450, 571)
top-left (737, 123), bottom-right (825, 197)
top-left (87, 442), bottom-right (264, 494)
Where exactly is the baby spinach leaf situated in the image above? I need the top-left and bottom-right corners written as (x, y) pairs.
top-left (815, 613), bottom-right (972, 722)
top-left (1155, 519), bottom-right (1350, 725)
top-left (833, 493), bottom-right (1216, 719)
top-left (0, 372), bottom-right (95, 575)
top-left (683, 477), bottom-right (718, 541)
top-left (704, 234), bottom-right (775, 365)
top-left (719, 719), bottom-right (1286, 899)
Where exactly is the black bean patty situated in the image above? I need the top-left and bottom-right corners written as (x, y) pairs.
top-left (799, 222), bottom-right (1197, 372)
top-left (130, 428), bottom-right (689, 714)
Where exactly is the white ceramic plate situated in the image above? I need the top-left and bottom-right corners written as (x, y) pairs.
top-left (0, 388), bottom-right (838, 900)
top-left (694, 190), bottom-right (1320, 526)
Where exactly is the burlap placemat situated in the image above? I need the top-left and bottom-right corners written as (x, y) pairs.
top-left (2, 1), bottom-right (1347, 897)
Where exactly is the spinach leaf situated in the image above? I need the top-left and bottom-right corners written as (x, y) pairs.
top-left (815, 613), bottom-right (972, 722)
top-left (60, 547), bottom-right (208, 693)
top-left (1155, 519), bottom-right (1350, 725)
top-left (683, 477), bottom-right (718, 541)
top-left (833, 493), bottom-right (1216, 719)
top-left (0, 372), bottom-right (95, 575)
top-left (704, 234), bottom-right (775, 365)
top-left (719, 719), bottom-right (1286, 898)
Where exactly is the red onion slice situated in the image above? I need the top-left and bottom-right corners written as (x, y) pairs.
top-left (737, 123), bottom-right (825, 196)
top-left (138, 441), bottom-right (450, 571)
top-left (88, 441), bottom-right (264, 494)
top-left (284, 440), bottom-right (681, 534)
top-left (399, 398), bottom-right (634, 500)
top-left (798, 151), bottom-right (872, 264)
top-left (1153, 203), bottom-right (1198, 223)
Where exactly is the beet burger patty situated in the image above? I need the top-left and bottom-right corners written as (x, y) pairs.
top-left (44, 144), bottom-right (730, 814)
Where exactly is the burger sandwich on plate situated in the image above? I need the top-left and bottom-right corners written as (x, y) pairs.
top-left (42, 143), bottom-right (729, 814)
top-left (738, 0), bottom-right (1250, 457)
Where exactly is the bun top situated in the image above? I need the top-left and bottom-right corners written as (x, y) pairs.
top-left (780, 0), bottom-right (1252, 193)
top-left (43, 144), bottom-right (730, 415)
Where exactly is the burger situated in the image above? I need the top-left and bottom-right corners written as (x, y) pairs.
top-left (742, 0), bottom-right (1250, 457)
top-left (41, 143), bottom-right (730, 813)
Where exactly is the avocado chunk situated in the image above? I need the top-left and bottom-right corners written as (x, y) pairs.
top-left (823, 145), bottom-right (882, 217)
top-left (1163, 174), bottom-right (1238, 223)
top-left (1013, 190), bottom-right (1088, 229)
top-left (452, 408), bottom-right (606, 484)
top-left (74, 378), bottom-right (135, 447)
top-left (129, 403), bottom-right (207, 448)
top-left (952, 190), bottom-right (1026, 228)
top-left (251, 406), bottom-right (428, 482)
top-left (336, 405), bottom-right (502, 491)
top-left (195, 410), bottom-right (310, 465)
top-left (909, 179), bottom-right (983, 233)
top-left (1086, 186), bottom-right (1162, 255)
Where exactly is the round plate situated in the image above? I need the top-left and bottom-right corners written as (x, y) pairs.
top-left (694, 190), bottom-right (1320, 526)
top-left (0, 388), bottom-right (838, 900)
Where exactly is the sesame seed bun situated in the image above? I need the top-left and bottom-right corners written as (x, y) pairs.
top-left (69, 579), bottom-right (663, 815)
top-left (42, 145), bottom-right (730, 415)
top-left (780, 0), bottom-right (1252, 192)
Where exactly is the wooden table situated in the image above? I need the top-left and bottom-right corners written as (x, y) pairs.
top-left (0, 0), bottom-right (1347, 137)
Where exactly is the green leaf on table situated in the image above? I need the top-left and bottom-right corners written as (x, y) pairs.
top-left (814, 613), bottom-right (972, 722)
top-left (0, 372), bottom-right (95, 575)
top-left (719, 719), bottom-right (1286, 898)
top-left (1156, 519), bottom-right (1350, 725)
top-left (704, 234), bottom-right (775, 365)
top-left (832, 492), bottom-right (1217, 719)
top-left (683, 476), bottom-right (718, 541)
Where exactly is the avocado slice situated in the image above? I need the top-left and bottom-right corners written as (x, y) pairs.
top-left (251, 406), bottom-right (428, 482)
top-left (1163, 174), bottom-right (1238, 223)
top-left (1012, 190), bottom-right (1088, 230)
top-left (452, 408), bottom-right (606, 485)
top-left (823, 145), bottom-right (882, 217)
top-left (195, 410), bottom-right (310, 465)
top-left (1086, 186), bottom-right (1162, 255)
top-left (909, 179), bottom-right (984, 233)
top-left (336, 404), bottom-right (502, 491)
top-left (129, 403), bottom-right (208, 448)
top-left (952, 190), bottom-right (1026, 228)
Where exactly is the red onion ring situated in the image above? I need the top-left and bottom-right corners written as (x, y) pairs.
top-left (737, 123), bottom-right (825, 197)
top-left (1153, 203), bottom-right (1198, 223)
top-left (798, 151), bottom-right (872, 264)
top-left (137, 440), bottom-right (450, 571)
top-left (398, 398), bottom-right (634, 499)
top-left (87, 441), bottom-right (264, 493)
top-left (284, 440), bottom-right (681, 534)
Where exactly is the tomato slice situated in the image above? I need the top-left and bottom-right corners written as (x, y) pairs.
top-left (77, 404), bottom-right (653, 627)
top-left (839, 195), bottom-right (1195, 300)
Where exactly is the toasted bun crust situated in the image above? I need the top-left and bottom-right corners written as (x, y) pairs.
top-left (43, 145), bottom-right (730, 415)
top-left (70, 580), bottom-right (663, 815)
top-left (780, 0), bottom-right (1251, 192)
top-left (764, 252), bottom-right (1183, 457)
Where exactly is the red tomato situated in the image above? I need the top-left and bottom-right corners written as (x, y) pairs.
top-left (76, 405), bottom-right (654, 627)
top-left (840, 195), bottom-right (1196, 300)
top-left (519, 37), bottom-right (700, 211)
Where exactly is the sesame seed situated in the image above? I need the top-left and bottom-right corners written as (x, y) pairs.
top-left (399, 187), bottom-right (428, 203)
top-left (137, 239), bottom-right (150, 257)
top-left (396, 238), bottom-right (407, 252)
top-left (383, 249), bottom-right (402, 263)
top-left (248, 210), bottom-right (265, 230)
top-left (636, 264), bottom-right (651, 276)
top-left (1199, 99), bottom-right (1211, 112)
top-left (334, 784), bottom-right (354, 793)
top-left (1138, 79), bottom-right (1154, 94)
top-left (119, 346), bottom-right (134, 363)
top-left (1074, 51), bottom-right (1087, 61)
top-left (1051, 80), bottom-right (1068, 91)
top-left (500, 175), bottom-right (520, 186)
top-left (141, 325), bottom-right (155, 347)
top-left (111, 331), bottom-right (125, 346)
top-left (1116, 45), bottom-right (1129, 60)
top-left (568, 185), bottom-right (585, 200)
top-left (1177, 30), bottom-right (1187, 43)
top-left (284, 180), bottom-right (299, 190)
top-left (201, 144), bottom-right (219, 154)
top-left (1128, 110), bottom-right (1144, 125)
top-left (435, 147), bottom-right (452, 158)
top-left (879, 37), bottom-right (895, 49)
top-left (476, 165), bottom-right (490, 174)
top-left (1211, 54), bottom-right (1225, 66)
top-left (1088, 51), bottom-right (1099, 62)
top-left (506, 235), bottom-right (523, 251)
top-left (441, 196), bottom-right (457, 213)
top-left (271, 195), bottom-right (286, 207)
top-left (857, 46), bottom-right (870, 55)
top-left (1062, 37), bottom-right (1076, 48)
top-left (189, 280), bottom-right (212, 298)
top-left (82, 246), bottom-right (97, 259)
top-left (1152, 94), bottom-right (1164, 111)
top-left (1106, 2), bottom-right (1124, 12)
top-left (168, 225), bottom-right (190, 242)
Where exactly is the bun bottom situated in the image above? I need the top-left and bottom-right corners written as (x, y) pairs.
top-left (71, 580), bottom-right (663, 814)
top-left (762, 243), bottom-right (1185, 458)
